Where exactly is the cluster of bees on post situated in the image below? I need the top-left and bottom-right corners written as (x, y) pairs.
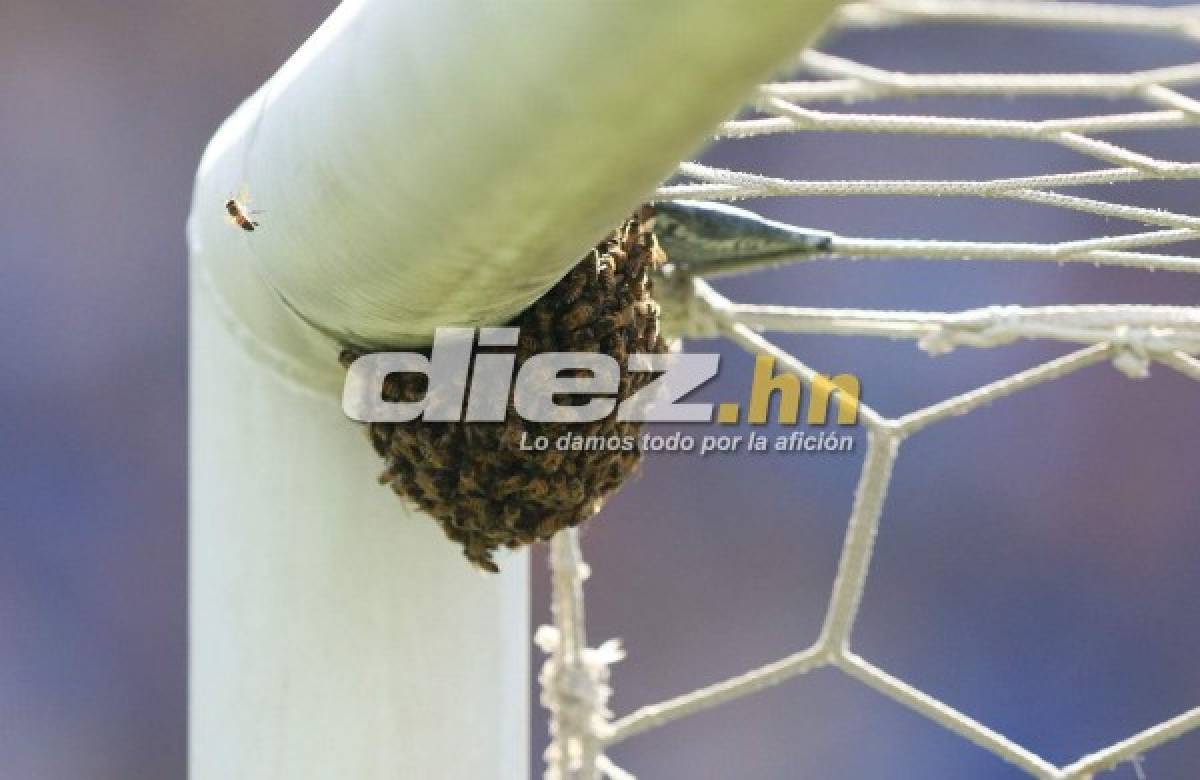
top-left (340, 209), bottom-right (667, 571)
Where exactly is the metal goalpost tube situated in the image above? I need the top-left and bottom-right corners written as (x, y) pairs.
top-left (188, 2), bottom-right (841, 778)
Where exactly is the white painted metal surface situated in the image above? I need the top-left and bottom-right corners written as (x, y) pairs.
top-left (188, 1), bottom-right (839, 777)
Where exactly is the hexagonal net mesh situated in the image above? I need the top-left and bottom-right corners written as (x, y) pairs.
top-left (537, 2), bottom-right (1200, 779)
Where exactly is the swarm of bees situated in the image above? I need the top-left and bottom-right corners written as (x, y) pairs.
top-left (340, 207), bottom-right (668, 572)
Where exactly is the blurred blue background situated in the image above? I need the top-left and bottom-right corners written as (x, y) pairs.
top-left (1, 1), bottom-right (1197, 778)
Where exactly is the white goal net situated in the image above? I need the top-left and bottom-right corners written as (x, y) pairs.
top-left (537, 2), bottom-right (1200, 779)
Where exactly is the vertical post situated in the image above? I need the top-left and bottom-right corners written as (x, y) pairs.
top-left (188, 1), bottom-right (841, 777)
top-left (190, 273), bottom-right (530, 779)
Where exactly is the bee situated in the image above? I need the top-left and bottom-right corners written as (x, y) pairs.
top-left (525, 477), bottom-right (551, 500)
top-left (560, 264), bottom-right (590, 305)
top-left (500, 503), bottom-right (522, 531)
top-left (224, 185), bottom-right (261, 231)
top-left (560, 301), bottom-right (596, 332)
top-left (597, 255), bottom-right (616, 289)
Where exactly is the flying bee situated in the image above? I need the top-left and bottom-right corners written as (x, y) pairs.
top-left (224, 185), bottom-right (261, 231)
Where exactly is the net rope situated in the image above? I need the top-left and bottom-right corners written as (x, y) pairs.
top-left (538, 3), bottom-right (1200, 778)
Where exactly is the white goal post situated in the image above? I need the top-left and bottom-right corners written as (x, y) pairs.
top-left (187, 2), bottom-right (839, 778)
top-left (193, 1), bottom-right (1200, 777)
